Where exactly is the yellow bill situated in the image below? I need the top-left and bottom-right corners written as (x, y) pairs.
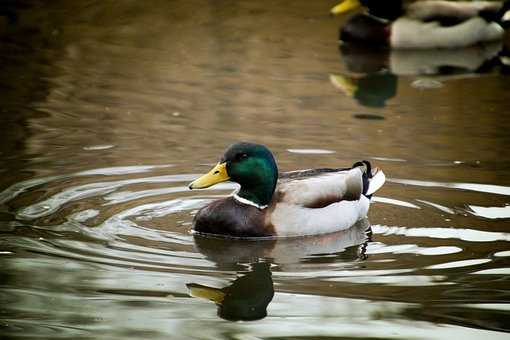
top-left (329, 74), bottom-right (358, 97)
top-left (330, 0), bottom-right (362, 15)
top-left (188, 162), bottom-right (230, 189)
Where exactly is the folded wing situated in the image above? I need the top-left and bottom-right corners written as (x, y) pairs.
top-left (276, 167), bottom-right (364, 208)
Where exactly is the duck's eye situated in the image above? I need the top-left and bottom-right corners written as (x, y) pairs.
top-left (235, 153), bottom-right (248, 161)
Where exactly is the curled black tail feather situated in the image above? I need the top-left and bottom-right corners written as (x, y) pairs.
top-left (352, 160), bottom-right (372, 197)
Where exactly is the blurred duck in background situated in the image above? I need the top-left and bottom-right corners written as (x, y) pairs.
top-left (331, 0), bottom-right (510, 49)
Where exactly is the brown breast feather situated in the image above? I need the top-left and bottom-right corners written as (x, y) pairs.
top-left (193, 197), bottom-right (276, 237)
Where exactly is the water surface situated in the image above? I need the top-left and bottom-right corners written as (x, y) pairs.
top-left (1, 1), bottom-right (510, 339)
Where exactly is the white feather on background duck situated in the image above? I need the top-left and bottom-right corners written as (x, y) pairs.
top-left (406, 1), bottom-right (501, 21)
top-left (391, 17), bottom-right (503, 49)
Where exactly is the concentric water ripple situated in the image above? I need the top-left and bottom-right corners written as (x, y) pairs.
top-left (1, 165), bottom-right (509, 297)
top-left (2, 165), bottom-right (510, 338)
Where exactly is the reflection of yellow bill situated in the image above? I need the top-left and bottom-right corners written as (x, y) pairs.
top-left (329, 74), bottom-right (358, 97)
top-left (330, 0), bottom-right (363, 15)
top-left (187, 283), bottom-right (225, 304)
top-left (189, 162), bottom-right (229, 189)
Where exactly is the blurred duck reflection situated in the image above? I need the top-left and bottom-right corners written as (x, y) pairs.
top-left (186, 220), bottom-right (370, 321)
top-left (332, 42), bottom-right (508, 107)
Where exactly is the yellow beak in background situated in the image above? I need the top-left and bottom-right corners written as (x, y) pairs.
top-left (330, 0), bottom-right (363, 15)
top-left (188, 162), bottom-right (230, 189)
top-left (329, 74), bottom-right (358, 97)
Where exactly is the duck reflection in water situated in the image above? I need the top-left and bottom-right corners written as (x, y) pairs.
top-left (186, 220), bottom-right (370, 321)
top-left (331, 42), bottom-right (508, 108)
top-left (187, 262), bottom-right (273, 321)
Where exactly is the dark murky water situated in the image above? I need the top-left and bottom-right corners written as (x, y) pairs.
top-left (1, 1), bottom-right (510, 339)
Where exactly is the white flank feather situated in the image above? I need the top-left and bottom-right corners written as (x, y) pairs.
top-left (391, 17), bottom-right (504, 49)
top-left (271, 196), bottom-right (370, 237)
top-left (406, 1), bottom-right (501, 21)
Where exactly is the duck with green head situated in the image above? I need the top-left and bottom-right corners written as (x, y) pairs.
top-left (188, 142), bottom-right (385, 238)
top-left (332, 0), bottom-right (509, 49)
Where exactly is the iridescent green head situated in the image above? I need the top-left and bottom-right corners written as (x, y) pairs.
top-left (189, 142), bottom-right (278, 206)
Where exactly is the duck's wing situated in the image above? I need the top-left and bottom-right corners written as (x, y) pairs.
top-left (269, 163), bottom-right (385, 237)
top-left (276, 162), bottom-right (379, 208)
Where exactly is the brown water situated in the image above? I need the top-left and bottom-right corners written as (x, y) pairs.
top-left (1, 1), bottom-right (510, 339)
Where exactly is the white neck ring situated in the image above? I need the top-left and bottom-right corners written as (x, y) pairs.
top-left (233, 193), bottom-right (268, 210)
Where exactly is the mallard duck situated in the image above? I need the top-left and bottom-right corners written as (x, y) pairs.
top-left (188, 142), bottom-right (385, 238)
top-left (332, 0), bottom-right (510, 49)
